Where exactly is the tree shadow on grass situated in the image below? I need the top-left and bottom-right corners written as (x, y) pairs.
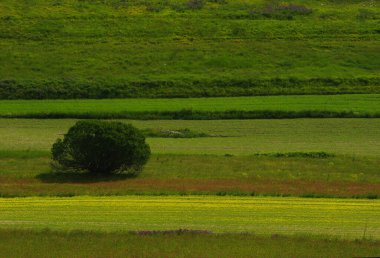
top-left (36, 171), bottom-right (135, 183)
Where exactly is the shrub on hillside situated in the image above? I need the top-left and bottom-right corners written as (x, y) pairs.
top-left (187, 0), bottom-right (205, 10)
top-left (208, 0), bottom-right (227, 3)
top-left (51, 120), bottom-right (150, 176)
top-left (357, 9), bottom-right (377, 20)
top-left (250, 2), bottom-right (312, 20)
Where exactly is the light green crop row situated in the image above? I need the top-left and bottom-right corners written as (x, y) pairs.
top-left (1, 118), bottom-right (379, 156)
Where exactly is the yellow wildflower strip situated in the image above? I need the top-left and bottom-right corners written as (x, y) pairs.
top-left (0, 196), bottom-right (379, 239)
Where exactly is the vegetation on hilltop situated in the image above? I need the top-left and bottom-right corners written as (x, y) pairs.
top-left (0, 0), bottom-right (379, 98)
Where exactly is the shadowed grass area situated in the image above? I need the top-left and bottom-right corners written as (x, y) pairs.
top-left (0, 229), bottom-right (379, 258)
top-left (36, 171), bottom-right (134, 183)
top-left (0, 150), bottom-right (49, 159)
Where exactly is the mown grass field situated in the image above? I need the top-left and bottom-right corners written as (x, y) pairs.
top-left (1, 118), bottom-right (379, 156)
top-left (0, 0), bottom-right (379, 98)
top-left (1, 94), bottom-right (380, 119)
top-left (1, 230), bottom-right (379, 258)
top-left (0, 196), bottom-right (379, 240)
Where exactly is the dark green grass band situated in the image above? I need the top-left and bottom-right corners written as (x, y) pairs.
top-left (1, 78), bottom-right (379, 99)
top-left (2, 110), bottom-right (379, 119)
top-left (1, 229), bottom-right (379, 258)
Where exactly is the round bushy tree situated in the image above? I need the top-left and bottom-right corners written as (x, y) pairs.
top-left (51, 120), bottom-right (150, 175)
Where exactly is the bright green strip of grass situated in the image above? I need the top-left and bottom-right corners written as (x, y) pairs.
top-left (0, 196), bottom-right (379, 239)
top-left (0, 95), bottom-right (379, 117)
top-left (0, 118), bottom-right (379, 156)
top-left (0, 230), bottom-right (379, 258)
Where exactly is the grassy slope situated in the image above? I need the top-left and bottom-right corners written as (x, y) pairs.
top-left (0, 0), bottom-right (379, 98)
top-left (0, 230), bottom-right (379, 258)
top-left (1, 118), bottom-right (379, 156)
top-left (0, 196), bottom-right (379, 239)
top-left (1, 154), bottom-right (379, 197)
top-left (1, 94), bottom-right (380, 119)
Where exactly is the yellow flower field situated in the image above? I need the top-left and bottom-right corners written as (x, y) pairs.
top-left (1, 196), bottom-right (379, 239)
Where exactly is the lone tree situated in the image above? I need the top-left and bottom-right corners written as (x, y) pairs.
top-left (51, 120), bottom-right (150, 176)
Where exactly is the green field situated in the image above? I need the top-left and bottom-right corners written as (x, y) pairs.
top-left (1, 118), bottom-right (379, 197)
top-left (1, 153), bottom-right (379, 197)
top-left (0, 196), bottom-right (379, 239)
top-left (1, 230), bottom-right (379, 258)
top-left (0, 0), bottom-right (379, 98)
top-left (1, 94), bottom-right (380, 119)
top-left (1, 118), bottom-right (379, 156)
top-left (4, 154), bottom-right (380, 182)
top-left (1, 0), bottom-right (380, 255)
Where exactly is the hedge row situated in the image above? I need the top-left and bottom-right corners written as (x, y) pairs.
top-left (1, 78), bottom-right (379, 99)
top-left (2, 109), bottom-right (379, 120)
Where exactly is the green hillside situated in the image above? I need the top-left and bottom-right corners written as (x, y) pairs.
top-left (0, 0), bottom-right (379, 98)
